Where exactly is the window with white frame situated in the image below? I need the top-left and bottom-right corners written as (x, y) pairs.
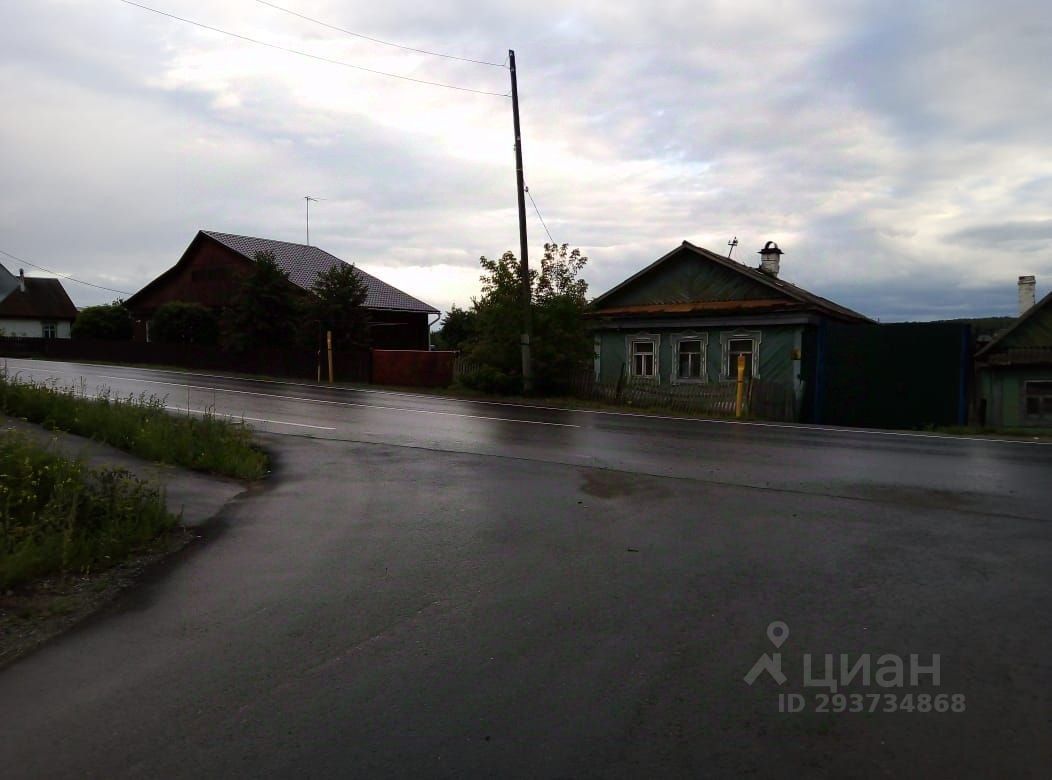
top-left (629, 337), bottom-right (658, 378)
top-left (41, 322), bottom-right (57, 339)
top-left (721, 331), bottom-right (761, 379)
top-left (671, 332), bottom-right (708, 382)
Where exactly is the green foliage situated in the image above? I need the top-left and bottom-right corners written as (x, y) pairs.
top-left (222, 251), bottom-right (302, 352)
top-left (461, 243), bottom-right (591, 394)
top-left (435, 305), bottom-right (477, 351)
top-left (0, 370), bottom-right (268, 480)
top-left (0, 432), bottom-right (176, 588)
top-left (150, 301), bottom-right (219, 345)
top-left (307, 262), bottom-right (370, 350)
top-left (71, 301), bottom-right (132, 341)
top-left (531, 244), bottom-right (592, 392)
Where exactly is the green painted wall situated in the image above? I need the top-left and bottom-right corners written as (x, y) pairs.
top-left (979, 297), bottom-right (1052, 427)
top-left (979, 366), bottom-right (1052, 428)
top-left (599, 248), bottom-right (786, 308)
top-left (596, 325), bottom-right (802, 388)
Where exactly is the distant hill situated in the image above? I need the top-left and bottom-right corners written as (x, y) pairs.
top-left (932, 316), bottom-right (1016, 339)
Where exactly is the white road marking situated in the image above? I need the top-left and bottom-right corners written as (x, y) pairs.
top-left (163, 406), bottom-right (336, 431)
top-left (107, 375), bottom-right (579, 428)
top-left (5, 358), bottom-right (1048, 445)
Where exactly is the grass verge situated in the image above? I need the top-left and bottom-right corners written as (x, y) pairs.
top-left (0, 368), bottom-right (268, 479)
top-left (0, 431), bottom-right (179, 589)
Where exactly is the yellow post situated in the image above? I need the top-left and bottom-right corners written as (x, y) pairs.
top-left (735, 353), bottom-right (746, 418)
top-left (326, 330), bottom-right (334, 384)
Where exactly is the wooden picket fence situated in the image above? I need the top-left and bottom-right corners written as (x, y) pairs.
top-left (569, 367), bottom-right (798, 421)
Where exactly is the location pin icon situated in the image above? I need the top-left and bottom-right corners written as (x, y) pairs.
top-left (767, 621), bottom-right (789, 648)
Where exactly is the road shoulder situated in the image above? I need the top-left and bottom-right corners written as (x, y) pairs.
top-left (0, 416), bottom-right (251, 669)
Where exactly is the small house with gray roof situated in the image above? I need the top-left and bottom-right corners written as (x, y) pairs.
top-left (588, 240), bottom-right (871, 417)
top-left (127, 231), bottom-right (439, 350)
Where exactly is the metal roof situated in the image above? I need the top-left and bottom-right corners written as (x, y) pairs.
top-left (202, 231), bottom-right (438, 314)
top-left (592, 241), bottom-right (871, 323)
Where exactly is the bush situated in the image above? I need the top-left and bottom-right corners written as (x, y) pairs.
top-left (457, 363), bottom-right (520, 395)
top-left (151, 301), bottom-right (219, 345)
top-left (0, 369), bottom-right (268, 480)
top-left (71, 302), bottom-right (132, 341)
top-left (0, 432), bottom-right (177, 588)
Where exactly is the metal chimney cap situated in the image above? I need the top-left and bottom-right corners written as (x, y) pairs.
top-left (1019, 275), bottom-right (1036, 283)
top-left (759, 240), bottom-right (783, 255)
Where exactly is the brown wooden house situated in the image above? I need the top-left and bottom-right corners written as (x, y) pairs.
top-left (126, 231), bottom-right (439, 349)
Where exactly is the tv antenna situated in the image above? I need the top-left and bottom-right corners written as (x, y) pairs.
top-left (305, 196), bottom-right (323, 245)
top-left (727, 236), bottom-right (739, 259)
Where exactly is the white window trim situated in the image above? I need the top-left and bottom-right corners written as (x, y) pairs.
top-left (626, 333), bottom-right (660, 381)
top-left (670, 331), bottom-right (709, 384)
top-left (720, 330), bottom-right (762, 380)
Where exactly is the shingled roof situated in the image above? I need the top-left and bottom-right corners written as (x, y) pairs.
top-left (0, 278), bottom-right (77, 320)
top-left (202, 231), bottom-right (438, 314)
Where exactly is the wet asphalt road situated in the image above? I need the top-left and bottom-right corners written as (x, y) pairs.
top-left (0, 358), bottom-right (1050, 778)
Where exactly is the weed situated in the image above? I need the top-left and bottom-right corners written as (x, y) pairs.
top-left (0, 367), bottom-right (268, 479)
top-left (0, 432), bottom-right (178, 589)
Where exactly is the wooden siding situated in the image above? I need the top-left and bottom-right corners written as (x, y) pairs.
top-left (597, 247), bottom-right (790, 309)
top-left (128, 237), bottom-right (433, 350)
top-left (597, 325), bottom-right (801, 387)
top-left (129, 240), bottom-right (256, 320)
top-left (995, 300), bottom-right (1052, 351)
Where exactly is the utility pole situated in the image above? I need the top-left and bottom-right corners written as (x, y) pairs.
top-left (305, 196), bottom-right (321, 245)
top-left (509, 49), bottom-right (533, 393)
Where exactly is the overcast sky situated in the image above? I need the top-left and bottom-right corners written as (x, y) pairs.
top-left (2, 0), bottom-right (1050, 321)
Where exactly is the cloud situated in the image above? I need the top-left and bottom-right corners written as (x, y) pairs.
top-left (946, 220), bottom-right (1052, 245)
top-left (0, 0), bottom-right (1049, 318)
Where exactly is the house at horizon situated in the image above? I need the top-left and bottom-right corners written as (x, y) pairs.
top-left (125, 231), bottom-right (439, 350)
top-left (0, 264), bottom-right (77, 338)
top-left (587, 240), bottom-right (872, 418)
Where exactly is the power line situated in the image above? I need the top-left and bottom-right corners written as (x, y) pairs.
top-left (255, 0), bottom-right (506, 68)
top-left (525, 186), bottom-right (556, 245)
top-left (0, 249), bottom-right (132, 296)
top-left (116, 0), bottom-right (510, 97)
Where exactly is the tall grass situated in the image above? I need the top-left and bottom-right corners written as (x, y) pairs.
top-left (0, 368), bottom-right (268, 479)
top-left (0, 431), bottom-right (177, 588)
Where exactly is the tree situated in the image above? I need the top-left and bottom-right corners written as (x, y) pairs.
top-left (531, 244), bottom-right (592, 391)
top-left (462, 244), bottom-right (591, 394)
top-left (435, 305), bottom-right (477, 351)
top-left (150, 301), bottom-right (219, 345)
top-left (222, 251), bottom-right (301, 352)
top-left (71, 301), bottom-right (132, 340)
top-left (307, 262), bottom-right (370, 351)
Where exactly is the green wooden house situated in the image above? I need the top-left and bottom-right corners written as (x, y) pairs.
top-left (975, 281), bottom-right (1052, 428)
top-left (588, 241), bottom-right (871, 417)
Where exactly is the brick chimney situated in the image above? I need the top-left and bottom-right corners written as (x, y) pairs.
top-left (758, 241), bottom-right (783, 277)
top-left (1018, 275), bottom-right (1036, 315)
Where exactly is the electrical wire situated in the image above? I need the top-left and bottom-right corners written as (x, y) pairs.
top-left (525, 186), bottom-right (556, 245)
top-left (116, 0), bottom-right (510, 97)
top-left (255, 0), bottom-right (505, 68)
top-left (0, 249), bottom-right (132, 296)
